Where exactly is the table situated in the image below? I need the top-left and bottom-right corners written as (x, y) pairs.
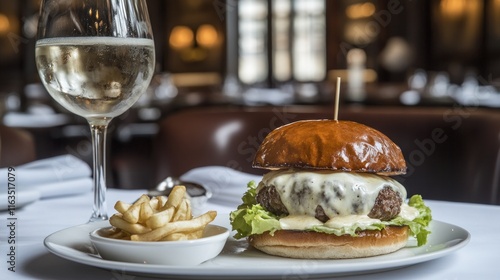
top-left (0, 181), bottom-right (498, 279)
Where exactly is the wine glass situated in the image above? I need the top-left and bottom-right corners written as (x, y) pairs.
top-left (35, 0), bottom-right (155, 222)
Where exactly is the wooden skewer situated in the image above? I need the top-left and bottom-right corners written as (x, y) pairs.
top-left (334, 77), bottom-right (341, 121)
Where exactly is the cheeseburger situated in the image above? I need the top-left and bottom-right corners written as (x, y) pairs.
top-left (230, 120), bottom-right (431, 259)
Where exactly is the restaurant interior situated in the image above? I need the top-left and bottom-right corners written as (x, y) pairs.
top-left (0, 0), bottom-right (499, 205)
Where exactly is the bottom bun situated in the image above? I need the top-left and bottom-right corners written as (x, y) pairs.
top-left (248, 226), bottom-right (409, 259)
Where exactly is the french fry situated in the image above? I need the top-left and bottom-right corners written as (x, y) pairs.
top-left (107, 192), bottom-right (216, 242)
top-left (131, 211), bottom-right (217, 241)
top-left (123, 194), bottom-right (151, 223)
top-left (163, 185), bottom-right (186, 209)
top-left (161, 229), bottom-right (203, 241)
top-left (123, 202), bottom-right (142, 223)
top-left (134, 194), bottom-right (150, 206)
top-left (108, 229), bottom-right (131, 240)
top-left (172, 199), bottom-right (188, 222)
top-left (114, 200), bottom-right (131, 214)
top-left (185, 198), bottom-right (192, 220)
top-left (139, 201), bottom-right (154, 223)
top-left (186, 229), bottom-right (204, 239)
top-left (148, 197), bottom-right (159, 210)
top-left (161, 233), bottom-right (188, 241)
top-left (156, 196), bottom-right (168, 209)
top-left (110, 214), bottom-right (152, 234)
top-left (146, 207), bottom-right (175, 229)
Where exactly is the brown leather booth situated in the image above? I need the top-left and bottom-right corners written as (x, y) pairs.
top-left (0, 125), bottom-right (36, 167)
top-left (155, 105), bottom-right (500, 205)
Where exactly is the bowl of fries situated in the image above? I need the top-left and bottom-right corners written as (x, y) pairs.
top-left (89, 186), bottom-right (229, 265)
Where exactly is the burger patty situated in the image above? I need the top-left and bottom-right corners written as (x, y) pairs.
top-left (367, 186), bottom-right (402, 221)
top-left (256, 185), bottom-right (402, 223)
top-left (256, 185), bottom-right (289, 216)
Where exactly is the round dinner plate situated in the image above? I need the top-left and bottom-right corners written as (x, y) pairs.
top-left (44, 215), bottom-right (470, 279)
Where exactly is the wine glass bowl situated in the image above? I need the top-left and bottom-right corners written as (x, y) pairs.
top-left (35, 0), bottom-right (155, 222)
top-left (36, 37), bottom-right (155, 120)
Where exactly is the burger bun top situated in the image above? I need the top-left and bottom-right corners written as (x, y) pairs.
top-left (253, 120), bottom-right (407, 176)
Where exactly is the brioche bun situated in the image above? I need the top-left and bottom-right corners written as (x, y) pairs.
top-left (253, 120), bottom-right (406, 176)
top-left (249, 226), bottom-right (409, 259)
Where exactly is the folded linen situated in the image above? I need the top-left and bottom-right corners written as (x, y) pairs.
top-left (180, 166), bottom-right (262, 207)
top-left (2, 154), bottom-right (91, 186)
top-left (0, 155), bottom-right (92, 201)
top-left (3, 112), bottom-right (69, 128)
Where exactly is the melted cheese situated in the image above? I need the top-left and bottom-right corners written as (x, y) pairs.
top-left (399, 203), bottom-right (419, 221)
top-left (261, 169), bottom-right (407, 219)
top-left (279, 215), bottom-right (323, 230)
top-left (278, 205), bottom-right (420, 231)
top-left (324, 215), bottom-right (381, 229)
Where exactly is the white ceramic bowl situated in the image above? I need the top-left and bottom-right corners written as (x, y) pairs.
top-left (89, 224), bottom-right (229, 265)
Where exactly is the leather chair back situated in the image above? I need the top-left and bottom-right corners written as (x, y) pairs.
top-left (0, 125), bottom-right (36, 167)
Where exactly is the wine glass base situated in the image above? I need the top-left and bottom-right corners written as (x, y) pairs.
top-left (89, 214), bottom-right (109, 223)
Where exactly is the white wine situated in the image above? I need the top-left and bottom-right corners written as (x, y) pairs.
top-left (35, 37), bottom-right (155, 119)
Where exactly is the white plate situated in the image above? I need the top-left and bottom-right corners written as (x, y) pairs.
top-left (44, 216), bottom-right (470, 279)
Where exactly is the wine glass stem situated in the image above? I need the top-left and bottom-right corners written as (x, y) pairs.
top-left (89, 121), bottom-right (110, 222)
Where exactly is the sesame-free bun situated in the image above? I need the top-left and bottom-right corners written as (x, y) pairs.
top-left (249, 226), bottom-right (409, 259)
top-left (253, 120), bottom-right (407, 176)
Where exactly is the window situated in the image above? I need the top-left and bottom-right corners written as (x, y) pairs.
top-left (236, 0), bottom-right (326, 86)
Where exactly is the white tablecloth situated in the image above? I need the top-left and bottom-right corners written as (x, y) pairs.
top-left (0, 166), bottom-right (498, 279)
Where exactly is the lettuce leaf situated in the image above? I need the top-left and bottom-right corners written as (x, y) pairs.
top-left (229, 181), bottom-right (432, 246)
top-left (230, 181), bottom-right (281, 239)
top-left (406, 195), bottom-right (432, 246)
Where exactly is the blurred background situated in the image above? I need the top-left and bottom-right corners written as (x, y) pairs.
top-left (1, 0), bottom-right (500, 191)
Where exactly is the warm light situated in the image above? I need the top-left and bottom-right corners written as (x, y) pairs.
top-left (0, 14), bottom-right (11, 34)
top-left (196, 24), bottom-right (218, 48)
top-left (440, 0), bottom-right (467, 18)
top-left (346, 2), bottom-right (375, 19)
top-left (169, 26), bottom-right (194, 49)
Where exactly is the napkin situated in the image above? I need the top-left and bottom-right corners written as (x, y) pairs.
top-left (0, 155), bottom-right (92, 209)
top-left (180, 166), bottom-right (262, 207)
top-left (3, 112), bottom-right (70, 128)
top-left (3, 154), bottom-right (92, 186)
